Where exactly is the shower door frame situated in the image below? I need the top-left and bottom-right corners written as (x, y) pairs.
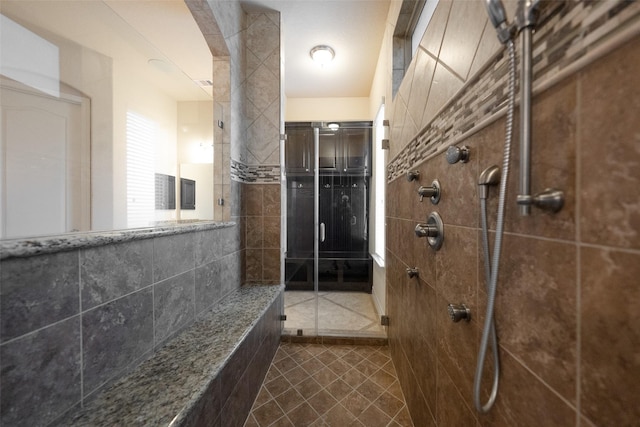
top-left (282, 121), bottom-right (373, 337)
top-left (281, 122), bottom-right (322, 336)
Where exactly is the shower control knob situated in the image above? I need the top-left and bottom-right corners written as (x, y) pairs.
top-left (446, 145), bottom-right (470, 164)
top-left (448, 304), bottom-right (471, 322)
top-left (414, 224), bottom-right (438, 238)
top-left (414, 212), bottom-right (444, 250)
top-left (417, 180), bottom-right (441, 204)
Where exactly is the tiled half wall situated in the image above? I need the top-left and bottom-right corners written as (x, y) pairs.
top-left (0, 225), bottom-right (243, 426)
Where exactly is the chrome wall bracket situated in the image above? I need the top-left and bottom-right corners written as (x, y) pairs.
top-left (414, 212), bottom-right (444, 250)
top-left (516, 188), bottom-right (564, 213)
top-left (417, 179), bottom-right (441, 204)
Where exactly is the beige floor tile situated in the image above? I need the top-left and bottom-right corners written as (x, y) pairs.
top-left (283, 291), bottom-right (386, 337)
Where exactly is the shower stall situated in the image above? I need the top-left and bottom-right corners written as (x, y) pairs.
top-left (283, 121), bottom-right (379, 336)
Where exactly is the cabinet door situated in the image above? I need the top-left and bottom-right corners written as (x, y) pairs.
top-left (286, 177), bottom-right (314, 256)
top-left (342, 128), bottom-right (370, 173)
top-left (285, 127), bottom-right (312, 174)
top-left (318, 130), bottom-right (339, 172)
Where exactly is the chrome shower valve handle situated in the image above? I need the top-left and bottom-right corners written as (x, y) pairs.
top-left (417, 179), bottom-right (441, 204)
top-left (414, 223), bottom-right (439, 238)
top-left (414, 212), bottom-right (444, 251)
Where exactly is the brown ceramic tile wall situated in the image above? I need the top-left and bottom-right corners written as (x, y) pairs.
top-left (387, 1), bottom-right (640, 181)
top-left (385, 36), bottom-right (640, 426)
top-left (241, 182), bottom-right (282, 285)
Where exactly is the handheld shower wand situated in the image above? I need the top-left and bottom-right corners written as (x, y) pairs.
top-left (476, 0), bottom-right (558, 414)
top-left (473, 0), bottom-right (519, 415)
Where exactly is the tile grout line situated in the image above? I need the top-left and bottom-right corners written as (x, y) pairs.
top-left (575, 69), bottom-right (583, 427)
top-left (250, 344), bottom-right (409, 426)
top-left (78, 250), bottom-right (84, 407)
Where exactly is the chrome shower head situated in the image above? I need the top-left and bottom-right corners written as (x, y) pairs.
top-left (484, 0), bottom-right (513, 44)
top-left (478, 165), bottom-right (501, 199)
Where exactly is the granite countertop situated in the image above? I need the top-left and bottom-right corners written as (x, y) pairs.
top-left (54, 284), bottom-right (284, 426)
top-left (0, 221), bottom-right (234, 260)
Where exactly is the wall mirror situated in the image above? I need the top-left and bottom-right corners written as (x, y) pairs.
top-left (0, 0), bottom-right (216, 240)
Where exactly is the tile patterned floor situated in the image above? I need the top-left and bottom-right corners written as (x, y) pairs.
top-left (283, 292), bottom-right (386, 337)
top-left (244, 343), bottom-right (414, 427)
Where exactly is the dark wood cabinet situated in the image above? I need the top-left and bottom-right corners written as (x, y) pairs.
top-left (284, 126), bottom-right (313, 174)
top-left (285, 257), bottom-right (373, 292)
top-left (318, 130), bottom-right (338, 171)
top-left (284, 122), bottom-right (373, 293)
top-left (342, 128), bottom-right (369, 173)
top-left (285, 122), bottom-right (371, 176)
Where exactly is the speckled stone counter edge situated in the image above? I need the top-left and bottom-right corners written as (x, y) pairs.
top-left (55, 284), bottom-right (284, 426)
top-left (0, 221), bottom-right (234, 260)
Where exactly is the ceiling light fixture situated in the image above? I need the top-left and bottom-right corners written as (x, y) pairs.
top-left (310, 45), bottom-right (335, 67)
top-left (147, 58), bottom-right (173, 73)
top-left (327, 122), bottom-right (340, 131)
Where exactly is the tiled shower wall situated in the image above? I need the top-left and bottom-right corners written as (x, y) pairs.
top-left (189, 1), bottom-right (282, 284)
top-left (243, 182), bottom-right (282, 286)
top-left (232, 11), bottom-right (282, 285)
top-left (0, 225), bottom-right (243, 426)
top-left (385, 0), bottom-right (640, 426)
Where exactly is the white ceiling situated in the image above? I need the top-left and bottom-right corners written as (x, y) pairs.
top-left (245, 0), bottom-right (391, 98)
top-left (1, 0), bottom-right (390, 100)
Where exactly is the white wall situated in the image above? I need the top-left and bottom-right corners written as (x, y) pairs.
top-left (367, 103), bottom-right (386, 317)
top-left (368, 0), bottom-right (401, 119)
top-left (177, 101), bottom-right (214, 222)
top-left (178, 101), bottom-right (214, 165)
top-left (285, 97), bottom-right (371, 121)
top-left (366, 0), bottom-right (404, 318)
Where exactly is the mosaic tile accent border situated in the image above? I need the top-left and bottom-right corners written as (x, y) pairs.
top-left (231, 159), bottom-right (281, 183)
top-left (387, 0), bottom-right (640, 182)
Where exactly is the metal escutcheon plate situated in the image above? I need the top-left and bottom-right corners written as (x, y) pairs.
top-left (427, 212), bottom-right (444, 250)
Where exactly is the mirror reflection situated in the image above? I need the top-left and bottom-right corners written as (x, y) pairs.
top-left (0, 1), bottom-right (215, 239)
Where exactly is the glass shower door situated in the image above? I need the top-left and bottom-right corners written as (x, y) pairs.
top-left (283, 122), bottom-right (379, 337)
top-left (283, 123), bottom-right (319, 335)
top-left (316, 125), bottom-right (376, 336)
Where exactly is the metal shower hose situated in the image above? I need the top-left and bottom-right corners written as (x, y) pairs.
top-left (473, 39), bottom-right (517, 413)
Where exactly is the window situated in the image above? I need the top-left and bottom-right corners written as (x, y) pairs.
top-left (392, 0), bottom-right (439, 97)
top-left (371, 104), bottom-right (386, 266)
top-left (411, 0), bottom-right (438, 57)
top-left (126, 111), bottom-right (156, 228)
